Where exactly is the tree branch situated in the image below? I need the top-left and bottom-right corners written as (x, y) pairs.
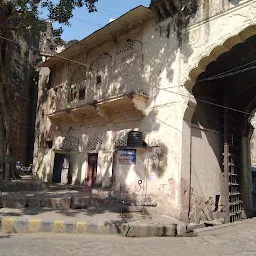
top-left (7, 9), bottom-right (25, 21)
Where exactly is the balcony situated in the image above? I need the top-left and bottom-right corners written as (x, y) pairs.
top-left (47, 45), bottom-right (149, 125)
top-left (48, 93), bottom-right (148, 125)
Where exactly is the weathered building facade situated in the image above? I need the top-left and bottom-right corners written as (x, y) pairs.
top-left (34, 0), bottom-right (256, 224)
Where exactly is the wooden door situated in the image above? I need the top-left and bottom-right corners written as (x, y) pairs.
top-left (87, 153), bottom-right (98, 187)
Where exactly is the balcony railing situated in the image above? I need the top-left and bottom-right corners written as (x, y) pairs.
top-left (48, 52), bottom-right (148, 114)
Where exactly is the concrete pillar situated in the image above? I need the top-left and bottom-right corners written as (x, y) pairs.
top-left (179, 96), bottom-right (196, 223)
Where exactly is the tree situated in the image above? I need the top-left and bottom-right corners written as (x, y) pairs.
top-left (0, 0), bottom-right (98, 179)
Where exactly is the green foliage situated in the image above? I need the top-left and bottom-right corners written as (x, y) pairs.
top-left (1, 0), bottom-right (98, 39)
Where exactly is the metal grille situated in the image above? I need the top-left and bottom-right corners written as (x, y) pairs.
top-left (228, 135), bottom-right (243, 222)
top-left (70, 65), bottom-right (87, 87)
top-left (114, 133), bottom-right (128, 147)
top-left (223, 109), bottom-right (243, 223)
top-left (117, 40), bottom-right (142, 58)
top-left (92, 53), bottom-right (112, 69)
top-left (87, 138), bottom-right (103, 150)
top-left (61, 136), bottom-right (79, 152)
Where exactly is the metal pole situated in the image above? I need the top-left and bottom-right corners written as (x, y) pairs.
top-left (223, 95), bottom-right (230, 223)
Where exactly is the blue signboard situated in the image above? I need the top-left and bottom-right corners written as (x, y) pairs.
top-left (118, 149), bottom-right (136, 165)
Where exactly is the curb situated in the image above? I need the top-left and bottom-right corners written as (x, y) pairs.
top-left (0, 217), bottom-right (187, 237)
top-left (193, 219), bottom-right (255, 236)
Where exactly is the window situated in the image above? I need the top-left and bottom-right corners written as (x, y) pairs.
top-left (68, 86), bottom-right (78, 102)
top-left (96, 75), bottom-right (102, 85)
top-left (45, 140), bottom-right (53, 149)
top-left (46, 70), bottom-right (53, 90)
top-left (79, 88), bottom-right (86, 100)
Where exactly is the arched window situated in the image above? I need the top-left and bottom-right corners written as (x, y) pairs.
top-left (116, 40), bottom-right (142, 64)
top-left (90, 53), bottom-right (112, 88)
top-left (114, 40), bottom-right (144, 94)
top-left (92, 53), bottom-right (112, 69)
top-left (69, 65), bottom-right (87, 102)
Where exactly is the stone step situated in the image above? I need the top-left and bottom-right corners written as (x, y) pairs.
top-left (0, 192), bottom-right (139, 213)
top-left (0, 180), bottom-right (49, 192)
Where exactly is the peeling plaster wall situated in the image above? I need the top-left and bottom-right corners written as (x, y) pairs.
top-left (34, 20), bottom-right (185, 219)
top-left (190, 126), bottom-right (223, 223)
top-left (34, 0), bottom-right (256, 221)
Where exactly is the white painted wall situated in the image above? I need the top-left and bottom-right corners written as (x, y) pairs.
top-left (34, 0), bottom-right (256, 221)
top-left (191, 126), bottom-right (222, 217)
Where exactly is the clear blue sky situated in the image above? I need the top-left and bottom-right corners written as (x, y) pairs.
top-left (53, 0), bottom-right (150, 42)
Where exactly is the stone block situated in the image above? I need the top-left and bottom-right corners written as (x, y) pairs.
top-left (26, 196), bottom-right (40, 207)
top-left (39, 220), bottom-right (53, 232)
top-left (53, 220), bottom-right (64, 233)
top-left (6, 196), bottom-right (26, 208)
top-left (106, 222), bottom-right (123, 235)
top-left (137, 224), bottom-right (148, 237)
top-left (97, 223), bottom-right (122, 235)
top-left (14, 218), bottom-right (29, 233)
top-left (176, 223), bottom-right (187, 236)
top-left (28, 219), bottom-right (41, 232)
top-left (165, 225), bottom-right (176, 237)
top-left (75, 222), bottom-right (87, 234)
top-left (124, 223), bottom-right (139, 237)
top-left (0, 197), bottom-right (7, 207)
top-left (40, 197), bottom-right (71, 209)
top-left (51, 197), bottom-right (71, 209)
top-left (86, 223), bottom-right (98, 234)
top-left (1, 217), bottom-right (15, 233)
top-left (71, 197), bottom-right (88, 209)
top-left (147, 225), bottom-right (164, 237)
top-left (64, 221), bottom-right (76, 233)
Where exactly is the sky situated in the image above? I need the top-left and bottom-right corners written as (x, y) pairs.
top-left (51, 0), bottom-right (151, 42)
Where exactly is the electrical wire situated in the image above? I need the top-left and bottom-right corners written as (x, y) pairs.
top-left (0, 34), bottom-right (255, 116)
top-left (197, 65), bottom-right (256, 83)
top-left (72, 17), bottom-right (103, 27)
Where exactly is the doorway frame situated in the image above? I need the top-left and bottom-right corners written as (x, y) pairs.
top-left (51, 149), bottom-right (70, 184)
top-left (86, 153), bottom-right (99, 187)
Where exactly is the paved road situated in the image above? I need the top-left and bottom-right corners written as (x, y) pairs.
top-left (1, 220), bottom-right (256, 256)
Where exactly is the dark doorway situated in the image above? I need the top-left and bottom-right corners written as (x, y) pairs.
top-left (52, 153), bottom-right (70, 183)
top-left (52, 153), bottom-right (64, 183)
top-left (87, 153), bottom-right (98, 187)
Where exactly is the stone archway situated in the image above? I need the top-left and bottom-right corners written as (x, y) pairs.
top-left (180, 21), bottom-right (256, 223)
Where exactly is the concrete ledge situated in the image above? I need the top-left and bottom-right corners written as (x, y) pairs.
top-left (15, 218), bottom-right (29, 233)
top-left (26, 196), bottom-right (40, 208)
top-left (0, 217), bottom-right (187, 237)
top-left (193, 219), bottom-right (255, 236)
top-left (5, 195), bottom-right (26, 208)
top-left (123, 223), bottom-right (177, 237)
top-left (40, 197), bottom-right (71, 209)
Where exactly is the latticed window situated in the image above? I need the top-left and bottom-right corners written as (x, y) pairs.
top-left (69, 65), bottom-right (87, 102)
top-left (114, 133), bottom-right (128, 147)
top-left (92, 53), bottom-right (112, 69)
top-left (61, 136), bottom-right (79, 152)
top-left (114, 40), bottom-right (145, 94)
top-left (91, 53), bottom-right (112, 86)
top-left (117, 40), bottom-right (142, 63)
top-left (68, 85), bottom-right (78, 102)
top-left (87, 138), bottom-right (103, 150)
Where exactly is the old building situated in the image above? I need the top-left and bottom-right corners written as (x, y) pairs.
top-left (34, 0), bottom-right (256, 224)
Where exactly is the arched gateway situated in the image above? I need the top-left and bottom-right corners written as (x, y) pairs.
top-left (181, 14), bottom-right (256, 223)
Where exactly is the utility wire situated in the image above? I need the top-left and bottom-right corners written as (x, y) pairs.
top-left (0, 35), bottom-right (255, 116)
top-left (72, 17), bottom-right (103, 27)
top-left (197, 65), bottom-right (256, 83)
top-left (96, 8), bottom-right (122, 15)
